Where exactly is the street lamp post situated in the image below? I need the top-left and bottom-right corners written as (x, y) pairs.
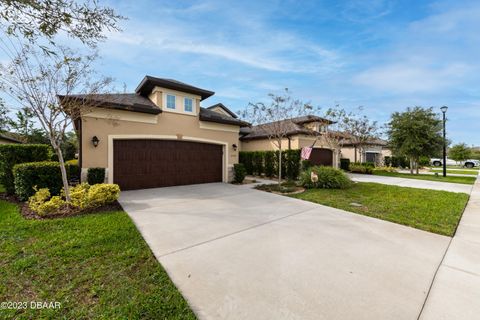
top-left (440, 106), bottom-right (448, 177)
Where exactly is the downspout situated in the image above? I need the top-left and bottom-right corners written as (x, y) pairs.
top-left (354, 145), bottom-right (357, 162)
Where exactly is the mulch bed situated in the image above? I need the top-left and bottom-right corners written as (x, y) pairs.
top-left (0, 192), bottom-right (123, 220)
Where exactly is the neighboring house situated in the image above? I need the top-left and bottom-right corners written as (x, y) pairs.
top-left (68, 76), bottom-right (248, 190)
top-left (239, 116), bottom-right (390, 167)
top-left (240, 116), bottom-right (337, 166)
top-left (0, 133), bottom-right (22, 144)
top-left (340, 137), bottom-right (391, 165)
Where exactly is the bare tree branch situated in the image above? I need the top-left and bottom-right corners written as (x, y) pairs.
top-left (0, 41), bottom-right (113, 201)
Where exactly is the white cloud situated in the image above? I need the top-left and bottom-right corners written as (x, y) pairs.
top-left (101, 1), bottom-right (342, 74)
top-left (353, 62), bottom-right (470, 94)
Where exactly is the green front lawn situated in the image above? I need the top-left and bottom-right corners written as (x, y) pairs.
top-left (373, 171), bottom-right (476, 185)
top-left (292, 182), bottom-right (469, 236)
top-left (429, 169), bottom-right (479, 175)
top-left (0, 201), bottom-right (196, 319)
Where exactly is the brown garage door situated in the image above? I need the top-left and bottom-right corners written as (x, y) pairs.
top-left (113, 139), bottom-right (223, 190)
top-left (309, 148), bottom-right (333, 166)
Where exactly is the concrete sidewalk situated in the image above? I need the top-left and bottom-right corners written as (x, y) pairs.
top-left (398, 170), bottom-right (478, 178)
top-left (349, 173), bottom-right (472, 194)
top-left (419, 176), bottom-right (480, 319)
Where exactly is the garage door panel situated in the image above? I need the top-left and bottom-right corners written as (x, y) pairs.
top-left (310, 148), bottom-right (333, 166)
top-left (113, 139), bottom-right (223, 190)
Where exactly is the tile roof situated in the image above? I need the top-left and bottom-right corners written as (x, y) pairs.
top-left (135, 76), bottom-right (214, 101)
top-left (199, 107), bottom-right (249, 126)
top-left (61, 93), bottom-right (249, 126)
top-left (207, 103), bottom-right (238, 118)
top-left (0, 133), bottom-right (22, 143)
top-left (240, 115), bottom-right (330, 140)
top-left (61, 93), bottom-right (162, 114)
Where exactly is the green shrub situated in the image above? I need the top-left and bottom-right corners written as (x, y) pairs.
top-left (264, 151), bottom-right (275, 177)
top-left (285, 149), bottom-right (301, 180)
top-left (349, 163), bottom-right (373, 174)
top-left (0, 144), bottom-right (50, 194)
top-left (340, 158), bottom-right (350, 171)
top-left (362, 161), bottom-right (375, 168)
top-left (384, 156), bottom-right (409, 168)
top-left (87, 184), bottom-right (120, 207)
top-left (252, 152), bottom-right (264, 176)
top-left (87, 168), bottom-right (105, 185)
top-left (13, 161), bottom-right (76, 200)
top-left (66, 159), bottom-right (80, 181)
top-left (301, 160), bottom-right (312, 171)
top-left (300, 166), bottom-right (352, 189)
top-left (239, 151), bottom-right (254, 175)
top-left (418, 156), bottom-right (430, 167)
top-left (233, 163), bottom-right (247, 184)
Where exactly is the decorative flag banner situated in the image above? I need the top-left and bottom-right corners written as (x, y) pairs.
top-left (301, 147), bottom-right (312, 160)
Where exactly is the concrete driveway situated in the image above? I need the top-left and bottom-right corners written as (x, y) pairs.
top-left (119, 183), bottom-right (450, 320)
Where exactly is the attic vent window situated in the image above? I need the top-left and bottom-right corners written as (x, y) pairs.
top-left (166, 94), bottom-right (176, 109)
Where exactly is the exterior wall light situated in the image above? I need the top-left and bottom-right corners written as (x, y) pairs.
top-left (92, 136), bottom-right (100, 148)
top-left (232, 144), bottom-right (238, 151)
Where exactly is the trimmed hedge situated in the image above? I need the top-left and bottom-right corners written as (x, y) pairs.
top-left (13, 161), bottom-right (76, 200)
top-left (239, 149), bottom-right (302, 180)
top-left (264, 151), bottom-right (275, 177)
top-left (0, 144), bottom-right (50, 194)
top-left (87, 168), bottom-right (106, 185)
top-left (239, 152), bottom-right (254, 175)
top-left (340, 158), bottom-right (350, 171)
top-left (252, 151), bottom-right (264, 176)
top-left (285, 149), bottom-right (301, 180)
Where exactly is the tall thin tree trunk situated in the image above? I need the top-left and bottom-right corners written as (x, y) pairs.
top-left (53, 142), bottom-right (71, 202)
top-left (415, 158), bottom-right (419, 175)
top-left (278, 145), bottom-right (282, 185)
top-left (410, 158), bottom-right (414, 174)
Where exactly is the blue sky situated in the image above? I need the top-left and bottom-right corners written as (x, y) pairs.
top-left (21, 0), bottom-right (480, 144)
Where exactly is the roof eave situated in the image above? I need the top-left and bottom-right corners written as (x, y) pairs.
top-left (136, 76), bottom-right (215, 101)
top-left (199, 114), bottom-right (249, 127)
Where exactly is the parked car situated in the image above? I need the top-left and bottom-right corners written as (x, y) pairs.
top-left (431, 158), bottom-right (480, 168)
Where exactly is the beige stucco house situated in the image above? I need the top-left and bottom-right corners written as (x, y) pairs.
top-left (0, 134), bottom-right (22, 144)
top-left (240, 116), bottom-right (337, 166)
top-left (71, 76), bottom-right (248, 190)
top-left (340, 138), bottom-right (391, 165)
top-left (240, 117), bottom-right (391, 167)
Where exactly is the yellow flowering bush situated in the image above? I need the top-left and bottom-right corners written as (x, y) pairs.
top-left (27, 183), bottom-right (120, 215)
top-left (68, 183), bottom-right (90, 209)
top-left (87, 184), bottom-right (120, 207)
top-left (36, 196), bottom-right (66, 216)
top-left (28, 188), bottom-right (51, 213)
